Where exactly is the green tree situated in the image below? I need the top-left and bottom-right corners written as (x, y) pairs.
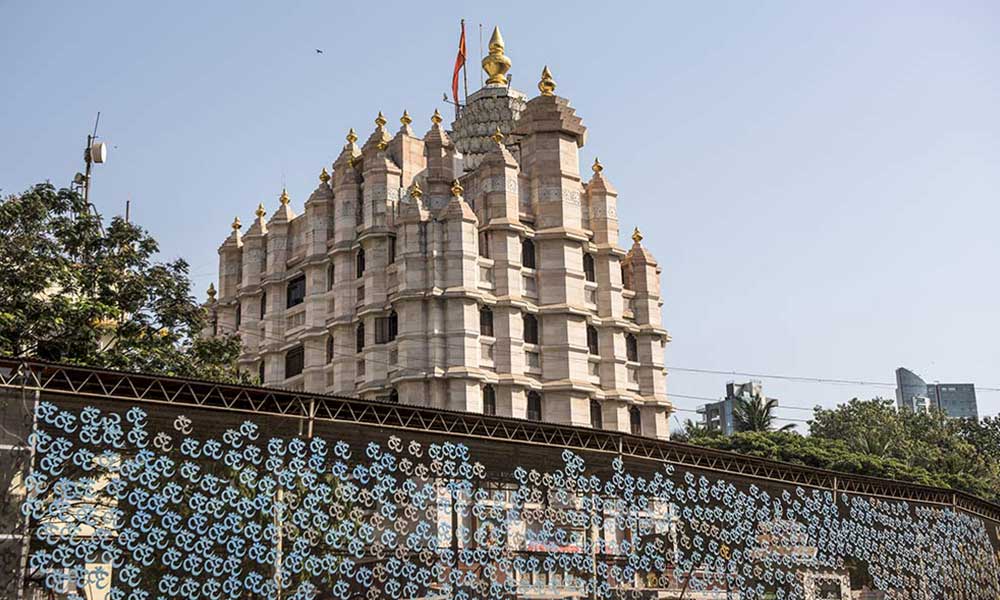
top-left (809, 397), bottom-right (902, 457)
top-left (732, 393), bottom-right (795, 432)
top-left (0, 182), bottom-right (246, 382)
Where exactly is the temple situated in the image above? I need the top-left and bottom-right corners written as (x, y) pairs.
top-left (207, 28), bottom-right (673, 438)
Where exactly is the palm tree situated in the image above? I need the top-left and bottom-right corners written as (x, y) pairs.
top-left (732, 393), bottom-right (795, 433)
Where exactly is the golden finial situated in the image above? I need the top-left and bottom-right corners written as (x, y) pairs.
top-left (255, 203), bottom-right (266, 218)
top-left (632, 227), bottom-right (643, 244)
top-left (279, 188), bottom-right (290, 206)
top-left (538, 65), bottom-right (556, 96)
top-left (377, 140), bottom-right (388, 151)
top-left (451, 179), bottom-right (464, 197)
top-left (592, 157), bottom-right (603, 174)
top-left (346, 128), bottom-right (358, 144)
top-left (231, 216), bottom-right (241, 231)
top-left (491, 126), bottom-right (504, 145)
top-left (431, 109), bottom-right (443, 125)
top-left (400, 110), bottom-right (412, 126)
top-left (206, 282), bottom-right (216, 301)
top-left (319, 167), bottom-right (330, 184)
top-left (482, 26), bottom-right (512, 85)
top-left (410, 181), bottom-right (423, 200)
top-left (375, 111), bottom-right (387, 129)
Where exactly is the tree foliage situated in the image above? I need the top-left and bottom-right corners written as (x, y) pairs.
top-left (681, 398), bottom-right (1000, 502)
top-left (732, 393), bottom-right (795, 433)
top-left (0, 183), bottom-right (246, 382)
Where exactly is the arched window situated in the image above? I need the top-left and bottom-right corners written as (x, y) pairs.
top-left (356, 323), bottom-right (365, 353)
top-left (621, 263), bottom-right (630, 290)
top-left (259, 291), bottom-right (267, 319)
top-left (583, 253), bottom-right (596, 282)
top-left (479, 306), bottom-right (494, 337)
top-left (234, 302), bottom-right (242, 329)
top-left (587, 325), bottom-right (599, 355)
top-left (523, 313), bottom-right (539, 345)
top-left (285, 346), bottom-right (304, 379)
top-left (388, 237), bottom-right (397, 263)
top-left (258, 360), bottom-right (265, 384)
top-left (483, 385), bottom-right (497, 416)
top-left (590, 399), bottom-right (603, 429)
top-left (629, 406), bottom-right (642, 435)
top-left (326, 336), bottom-right (335, 363)
top-left (526, 391), bottom-right (542, 421)
top-left (626, 333), bottom-right (638, 362)
top-left (286, 274), bottom-right (306, 308)
top-left (356, 248), bottom-right (366, 278)
top-left (327, 263), bottom-right (335, 290)
top-left (388, 388), bottom-right (399, 404)
top-left (521, 238), bottom-right (536, 269)
top-left (389, 310), bottom-right (398, 340)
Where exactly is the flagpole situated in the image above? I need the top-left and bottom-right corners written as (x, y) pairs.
top-left (462, 19), bottom-right (469, 107)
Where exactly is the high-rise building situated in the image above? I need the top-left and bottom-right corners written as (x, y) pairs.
top-left (894, 367), bottom-right (978, 420)
top-left (206, 29), bottom-right (672, 439)
top-left (698, 381), bottom-right (774, 435)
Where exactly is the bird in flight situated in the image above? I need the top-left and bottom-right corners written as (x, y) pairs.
top-left (315, 49), bottom-right (324, 54)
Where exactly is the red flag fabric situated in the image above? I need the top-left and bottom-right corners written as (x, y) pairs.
top-left (452, 21), bottom-right (467, 107)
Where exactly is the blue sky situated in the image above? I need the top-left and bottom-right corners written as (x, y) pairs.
top-left (2, 1), bottom-right (998, 424)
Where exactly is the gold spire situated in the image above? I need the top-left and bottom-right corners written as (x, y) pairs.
top-left (632, 227), bottom-right (643, 244)
top-left (375, 111), bottom-right (387, 129)
top-left (410, 181), bottom-right (423, 200)
top-left (319, 167), bottom-right (330, 184)
top-left (206, 282), bottom-right (216, 301)
top-left (482, 26), bottom-right (512, 85)
top-left (345, 128), bottom-right (358, 147)
top-left (592, 157), bottom-right (603, 174)
top-left (279, 188), bottom-right (290, 206)
top-left (431, 108), bottom-right (443, 125)
top-left (451, 179), bottom-right (464, 197)
top-left (255, 203), bottom-right (266, 218)
top-left (538, 65), bottom-right (556, 96)
top-left (400, 110), bottom-right (412, 126)
top-left (231, 216), bottom-right (241, 231)
top-left (491, 126), bottom-right (504, 145)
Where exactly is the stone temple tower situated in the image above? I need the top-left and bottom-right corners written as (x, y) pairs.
top-left (207, 29), bottom-right (673, 439)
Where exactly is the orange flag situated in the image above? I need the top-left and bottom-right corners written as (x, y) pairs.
top-left (452, 20), bottom-right (467, 107)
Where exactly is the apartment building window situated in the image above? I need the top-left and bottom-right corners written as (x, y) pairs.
top-left (285, 346), bottom-right (304, 379)
top-left (479, 230), bottom-right (491, 258)
top-left (479, 306), bottom-right (494, 337)
top-left (521, 238), bottom-right (536, 269)
top-left (583, 253), bottom-right (596, 282)
top-left (626, 333), bottom-right (638, 362)
top-left (259, 291), bottom-right (267, 319)
top-left (483, 385), bottom-right (497, 416)
top-left (235, 302), bottom-right (242, 329)
top-left (388, 237), bottom-right (396, 263)
top-left (286, 274), bottom-right (306, 308)
top-left (523, 313), bottom-right (539, 345)
top-left (356, 248), bottom-right (366, 278)
top-left (526, 391), bottom-right (542, 421)
top-left (326, 336), bottom-right (334, 363)
top-left (375, 311), bottom-right (398, 344)
top-left (590, 400), bottom-right (603, 429)
top-left (629, 406), bottom-right (642, 435)
top-left (327, 263), bottom-right (335, 290)
top-left (587, 325), bottom-right (599, 355)
top-left (356, 323), bottom-right (365, 352)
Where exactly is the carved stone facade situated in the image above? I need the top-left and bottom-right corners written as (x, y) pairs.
top-left (208, 35), bottom-right (672, 439)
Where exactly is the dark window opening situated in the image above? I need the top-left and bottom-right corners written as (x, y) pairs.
top-left (258, 360), bottom-right (265, 384)
top-left (388, 389), bottom-right (399, 404)
top-left (356, 323), bottom-right (365, 352)
top-left (259, 291), bottom-right (267, 319)
top-left (480, 306), bottom-right (494, 337)
top-left (587, 325), bottom-right (599, 355)
top-left (629, 406), bottom-right (642, 435)
top-left (583, 253), bottom-right (596, 282)
top-left (375, 311), bottom-right (398, 344)
top-left (235, 302), bottom-right (242, 329)
top-left (621, 263), bottom-right (630, 290)
top-left (356, 248), bottom-right (366, 278)
top-left (286, 274), bottom-right (306, 308)
top-left (285, 346), bottom-right (304, 379)
top-left (326, 336), bottom-right (334, 363)
top-left (590, 399), bottom-right (603, 429)
top-left (388, 237), bottom-right (396, 263)
top-left (523, 313), bottom-right (539, 345)
top-left (479, 231), bottom-right (491, 258)
top-left (483, 385), bottom-right (497, 416)
top-left (626, 333), bottom-right (638, 362)
top-left (521, 238), bottom-right (536, 269)
top-left (526, 391), bottom-right (542, 421)
top-left (327, 263), bottom-right (335, 290)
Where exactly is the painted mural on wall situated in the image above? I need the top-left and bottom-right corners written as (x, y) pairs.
top-left (18, 401), bottom-right (1000, 599)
